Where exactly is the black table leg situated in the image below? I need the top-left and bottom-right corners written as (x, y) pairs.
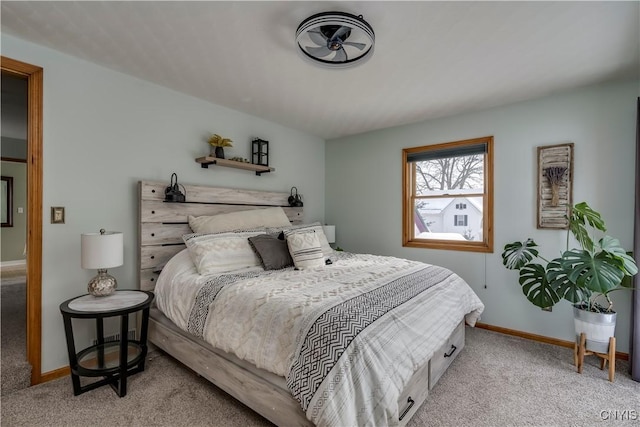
top-left (117, 313), bottom-right (129, 397)
top-left (96, 317), bottom-right (105, 368)
top-left (138, 307), bottom-right (150, 370)
top-left (62, 315), bottom-right (81, 395)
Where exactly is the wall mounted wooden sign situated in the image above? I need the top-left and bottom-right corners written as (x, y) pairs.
top-left (537, 142), bottom-right (574, 229)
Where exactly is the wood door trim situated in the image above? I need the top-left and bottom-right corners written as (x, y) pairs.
top-left (1, 56), bottom-right (44, 385)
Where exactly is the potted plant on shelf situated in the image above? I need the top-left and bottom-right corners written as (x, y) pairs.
top-left (501, 202), bottom-right (637, 354)
top-left (207, 134), bottom-right (233, 159)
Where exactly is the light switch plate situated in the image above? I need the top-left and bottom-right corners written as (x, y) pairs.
top-left (51, 207), bottom-right (65, 224)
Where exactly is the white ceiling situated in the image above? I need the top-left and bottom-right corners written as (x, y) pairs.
top-left (1, 1), bottom-right (638, 140)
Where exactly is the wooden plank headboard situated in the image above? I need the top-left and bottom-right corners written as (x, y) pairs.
top-left (138, 181), bottom-right (304, 291)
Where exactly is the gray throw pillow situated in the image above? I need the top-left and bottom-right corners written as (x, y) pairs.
top-left (248, 234), bottom-right (294, 270)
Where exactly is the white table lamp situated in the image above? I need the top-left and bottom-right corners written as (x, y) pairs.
top-left (322, 225), bottom-right (336, 244)
top-left (81, 229), bottom-right (123, 297)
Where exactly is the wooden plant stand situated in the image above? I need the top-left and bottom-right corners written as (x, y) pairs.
top-left (573, 332), bottom-right (615, 382)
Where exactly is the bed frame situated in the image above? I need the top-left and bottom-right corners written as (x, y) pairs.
top-left (138, 180), bottom-right (463, 426)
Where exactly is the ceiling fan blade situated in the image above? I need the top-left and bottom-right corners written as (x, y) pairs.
top-left (305, 46), bottom-right (333, 58)
top-left (333, 47), bottom-right (347, 62)
top-left (307, 30), bottom-right (328, 47)
top-left (330, 25), bottom-right (350, 41)
top-left (343, 41), bottom-right (366, 50)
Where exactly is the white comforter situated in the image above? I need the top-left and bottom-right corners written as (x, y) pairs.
top-left (155, 249), bottom-right (484, 426)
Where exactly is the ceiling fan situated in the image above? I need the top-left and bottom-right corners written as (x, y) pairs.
top-left (295, 11), bottom-right (375, 68)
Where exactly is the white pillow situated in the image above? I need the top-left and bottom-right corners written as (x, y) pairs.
top-left (285, 229), bottom-right (324, 270)
top-left (269, 222), bottom-right (333, 259)
top-left (183, 230), bottom-right (265, 275)
top-left (189, 207), bottom-right (291, 234)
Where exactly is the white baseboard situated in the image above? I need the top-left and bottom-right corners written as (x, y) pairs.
top-left (0, 260), bottom-right (27, 268)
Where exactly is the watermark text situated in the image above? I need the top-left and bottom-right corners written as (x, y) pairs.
top-left (600, 410), bottom-right (639, 421)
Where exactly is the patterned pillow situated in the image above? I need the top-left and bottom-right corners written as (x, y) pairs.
top-left (183, 230), bottom-right (265, 275)
top-left (268, 222), bottom-right (332, 260)
top-left (248, 234), bottom-right (294, 270)
top-left (285, 229), bottom-right (324, 270)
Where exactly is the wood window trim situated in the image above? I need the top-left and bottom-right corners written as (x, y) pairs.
top-left (402, 136), bottom-right (494, 253)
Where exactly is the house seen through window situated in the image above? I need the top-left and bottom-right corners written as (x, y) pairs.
top-left (402, 136), bottom-right (494, 252)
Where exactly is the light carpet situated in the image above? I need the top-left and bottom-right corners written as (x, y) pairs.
top-left (1, 273), bottom-right (32, 396)
top-left (1, 327), bottom-right (638, 426)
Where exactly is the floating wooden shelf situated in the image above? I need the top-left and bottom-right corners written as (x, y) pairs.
top-left (195, 156), bottom-right (275, 176)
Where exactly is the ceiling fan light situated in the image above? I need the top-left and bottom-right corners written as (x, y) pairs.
top-left (296, 11), bottom-right (375, 69)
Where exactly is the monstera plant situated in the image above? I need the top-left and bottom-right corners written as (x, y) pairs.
top-left (502, 202), bottom-right (637, 313)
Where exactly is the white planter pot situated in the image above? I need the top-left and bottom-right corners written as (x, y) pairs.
top-left (573, 306), bottom-right (616, 353)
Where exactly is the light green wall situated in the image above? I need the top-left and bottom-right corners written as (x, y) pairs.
top-left (326, 80), bottom-right (639, 353)
top-left (2, 34), bottom-right (326, 373)
top-left (0, 161), bottom-right (27, 261)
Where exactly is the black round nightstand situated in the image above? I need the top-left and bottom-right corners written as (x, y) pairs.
top-left (59, 290), bottom-right (154, 397)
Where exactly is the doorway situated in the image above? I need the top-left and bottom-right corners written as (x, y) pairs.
top-left (1, 56), bottom-right (43, 385)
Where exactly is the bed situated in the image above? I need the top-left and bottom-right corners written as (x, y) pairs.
top-left (138, 180), bottom-right (484, 427)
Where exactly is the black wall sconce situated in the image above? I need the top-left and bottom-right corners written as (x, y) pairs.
top-left (164, 173), bottom-right (186, 203)
top-left (288, 186), bottom-right (303, 207)
top-left (252, 138), bottom-right (269, 167)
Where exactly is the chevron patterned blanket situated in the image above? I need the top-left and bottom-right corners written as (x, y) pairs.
top-left (287, 264), bottom-right (451, 411)
top-left (155, 249), bottom-right (484, 427)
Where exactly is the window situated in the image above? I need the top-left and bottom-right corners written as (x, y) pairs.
top-left (454, 215), bottom-right (468, 226)
top-left (402, 136), bottom-right (493, 252)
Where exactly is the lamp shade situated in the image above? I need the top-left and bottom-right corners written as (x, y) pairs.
top-left (81, 231), bottom-right (123, 269)
top-left (322, 225), bottom-right (336, 244)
